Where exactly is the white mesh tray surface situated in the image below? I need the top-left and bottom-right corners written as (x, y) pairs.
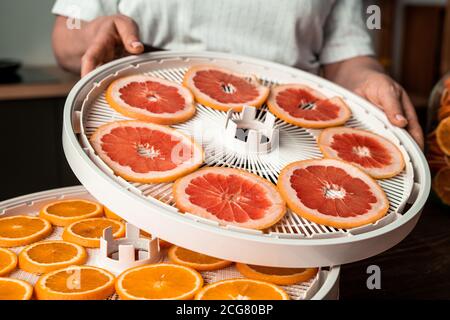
top-left (62, 51), bottom-right (431, 268)
top-left (0, 186), bottom-right (339, 300)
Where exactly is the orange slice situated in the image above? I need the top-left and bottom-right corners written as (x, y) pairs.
top-left (433, 167), bottom-right (450, 206)
top-left (0, 248), bottom-right (17, 276)
top-left (0, 278), bottom-right (33, 300)
top-left (0, 215), bottom-right (52, 248)
top-left (437, 117), bottom-right (450, 156)
top-left (62, 218), bottom-right (125, 248)
top-left (236, 263), bottom-right (318, 285)
top-left (168, 246), bottom-right (232, 271)
top-left (115, 263), bottom-right (203, 300)
top-left (35, 265), bottom-right (115, 300)
top-left (19, 240), bottom-right (87, 274)
top-left (195, 278), bottom-right (290, 300)
top-left (140, 230), bottom-right (172, 248)
top-left (104, 207), bottom-right (122, 221)
top-left (40, 199), bottom-right (104, 227)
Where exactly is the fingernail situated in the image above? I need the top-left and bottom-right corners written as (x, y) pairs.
top-left (131, 41), bottom-right (143, 49)
top-left (395, 114), bottom-right (408, 123)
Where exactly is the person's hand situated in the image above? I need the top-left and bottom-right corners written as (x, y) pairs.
top-left (80, 14), bottom-right (144, 76)
top-left (353, 71), bottom-right (424, 149)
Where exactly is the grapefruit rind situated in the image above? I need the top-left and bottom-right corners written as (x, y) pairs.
top-left (277, 159), bottom-right (389, 229)
top-left (318, 127), bottom-right (406, 179)
top-left (183, 65), bottom-right (270, 112)
top-left (106, 75), bottom-right (196, 125)
top-left (90, 120), bottom-right (204, 183)
top-left (173, 167), bottom-right (286, 230)
top-left (267, 84), bottom-right (351, 128)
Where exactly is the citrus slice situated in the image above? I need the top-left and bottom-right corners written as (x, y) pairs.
top-left (267, 84), bottom-right (351, 128)
top-left (35, 265), bottom-right (115, 300)
top-left (278, 159), bottom-right (389, 229)
top-left (433, 167), bottom-right (450, 206)
top-left (173, 167), bottom-right (286, 230)
top-left (19, 240), bottom-right (87, 274)
top-left (39, 199), bottom-right (104, 227)
top-left (318, 127), bottom-right (405, 179)
top-left (168, 245), bottom-right (232, 271)
top-left (436, 117), bottom-right (450, 156)
top-left (0, 278), bottom-right (33, 300)
top-left (115, 263), bottom-right (203, 300)
top-left (0, 215), bottom-right (52, 248)
top-left (438, 104), bottom-right (450, 122)
top-left (195, 278), bottom-right (289, 300)
top-left (236, 263), bottom-right (318, 285)
top-left (106, 75), bottom-right (196, 125)
top-left (104, 207), bottom-right (122, 221)
top-left (140, 230), bottom-right (172, 248)
top-left (62, 218), bottom-right (125, 248)
top-left (183, 65), bottom-right (270, 112)
top-left (0, 248), bottom-right (17, 276)
top-left (90, 120), bottom-right (203, 183)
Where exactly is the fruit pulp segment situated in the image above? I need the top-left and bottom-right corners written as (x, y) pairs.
top-left (193, 70), bottom-right (259, 103)
top-left (119, 80), bottom-right (186, 114)
top-left (100, 126), bottom-right (193, 173)
top-left (290, 165), bottom-right (377, 217)
top-left (275, 88), bottom-right (340, 120)
top-left (185, 173), bottom-right (272, 223)
top-left (330, 133), bottom-right (392, 168)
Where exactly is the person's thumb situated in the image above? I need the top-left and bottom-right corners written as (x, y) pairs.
top-left (113, 15), bottom-right (144, 54)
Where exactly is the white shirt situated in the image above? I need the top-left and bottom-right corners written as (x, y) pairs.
top-left (52, 0), bottom-right (374, 74)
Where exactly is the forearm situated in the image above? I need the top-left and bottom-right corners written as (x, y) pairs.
top-left (52, 16), bottom-right (91, 73)
top-left (323, 56), bottom-right (384, 91)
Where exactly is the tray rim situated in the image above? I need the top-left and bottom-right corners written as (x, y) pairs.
top-left (61, 50), bottom-right (431, 267)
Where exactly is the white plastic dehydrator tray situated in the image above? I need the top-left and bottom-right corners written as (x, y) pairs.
top-left (0, 186), bottom-right (340, 300)
top-left (62, 51), bottom-right (431, 268)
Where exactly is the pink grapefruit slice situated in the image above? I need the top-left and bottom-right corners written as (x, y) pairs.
top-left (90, 120), bottom-right (203, 183)
top-left (278, 159), bottom-right (389, 229)
top-left (267, 84), bottom-right (351, 128)
top-left (106, 75), bottom-right (196, 125)
top-left (173, 167), bottom-right (286, 230)
top-left (318, 127), bottom-right (405, 179)
top-left (183, 65), bottom-right (270, 112)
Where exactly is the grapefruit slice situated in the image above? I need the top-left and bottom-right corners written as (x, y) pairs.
top-left (267, 84), bottom-right (351, 128)
top-left (90, 120), bottom-right (203, 183)
top-left (318, 127), bottom-right (405, 179)
top-left (277, 159), bottom-right (389, 229)
top-left (183, 65), bottom-right (270, 112)
top-left (173, 167), bottom-right (286, 230)
top-left (106, 75), bottom-right (196, 124)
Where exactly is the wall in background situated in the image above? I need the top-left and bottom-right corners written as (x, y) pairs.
top-left (0, 0), bottom-right (56, 65)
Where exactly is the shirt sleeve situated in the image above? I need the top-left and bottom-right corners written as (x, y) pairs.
top-left (52, 0), bottom-right (120, 21)
top-left (319, 0), bottom-right (375, 64)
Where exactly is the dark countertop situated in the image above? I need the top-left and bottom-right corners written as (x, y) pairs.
top-left (340, 198), bottom-right (450, 299)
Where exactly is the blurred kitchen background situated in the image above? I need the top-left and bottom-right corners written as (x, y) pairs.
top-left (0, 0), bottom-right (448, 199)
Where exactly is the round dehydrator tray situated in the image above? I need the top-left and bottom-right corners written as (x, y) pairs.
top-left (0, 186), bottom-right (340, 300)
top-left (63, 51), bottom-right (431, 268)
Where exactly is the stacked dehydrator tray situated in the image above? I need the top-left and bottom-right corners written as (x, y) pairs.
top-left (0, 51), bottom-right (431, 300)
